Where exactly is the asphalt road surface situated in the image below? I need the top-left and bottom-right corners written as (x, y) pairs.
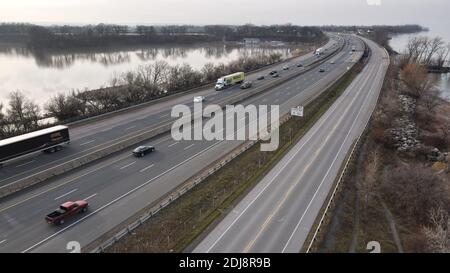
top-left (0, 35), bottom-right (340, 189)
top-left (193, 37), bottom-right (389, 253)
top-left (0, 34), bottom-right (365, 253)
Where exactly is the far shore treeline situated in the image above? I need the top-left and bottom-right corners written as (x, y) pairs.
top-left (0, 23), bottom-right (327, 49)
top-left (0, 23), bottom-right (427, 140)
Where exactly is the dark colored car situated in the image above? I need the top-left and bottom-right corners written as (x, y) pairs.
top-left (269, 70), bottom-right (278, 75)
top-left (133, 145), bottom-right (155, 157)
top-left (319, 68), bottom-right (325, 72)
top-left (257, 75), bottom-right (265, 80)
top-left (46, 200), bottom-right (88, 225)
top-left (240, 81), bottom-right (253, 89)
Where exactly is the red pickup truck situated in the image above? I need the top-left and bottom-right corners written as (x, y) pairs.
top-left (45, 200), bottom-right (88, 225)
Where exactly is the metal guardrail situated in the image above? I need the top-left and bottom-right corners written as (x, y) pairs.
top-left (91, 139), bottom-right (260, 253)
top-left (91, 39), bottom-right (360, 253)
top-left (67, 41), bottom-right (330, 129)
top-left (0, 40), bottom-right (344, 199)
top-left (305, 40), bottom-right (390, 253)
top-left (92, 112), bottom-right (295, 253)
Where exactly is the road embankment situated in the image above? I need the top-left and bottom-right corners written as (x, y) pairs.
top-left (92, 42), bottom-right (368, 253)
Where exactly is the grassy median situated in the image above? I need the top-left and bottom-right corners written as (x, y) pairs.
top-left (102, 56), bottom-right (367, 253)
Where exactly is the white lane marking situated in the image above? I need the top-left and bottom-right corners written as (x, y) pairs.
top-left (282, 58), bottom-right (385, 252)
top-left (184, 144), bottom-right (195, 151)
top-left (0, 239), bottom-right (6, 245)
top-left (55, 189), bottom-right (78, 201)
top-left (79, 140), bottom-right (95, 146)
top-left (84, 193), bottom-right (98, 201)
top-left (120, 161), bottom-right (136, 170)
top-left (16, 160), bottom-right (35, 168)
top-left (125, 125), bottom-right (136, 130)
top-left (204, 61), bottom-right (377, 252)
top-left (22, 140), bottom-right (224, 253)
top-left (160, 114), bottom-right (169, 118)
top-left (168, 142), bottom-right (179, 147)
top-left (0, 134), bottom-right (175, 213)
top-left (140, 164), bottom-right (154, 173)
top-left (21, 45), bottom-right (342, 251)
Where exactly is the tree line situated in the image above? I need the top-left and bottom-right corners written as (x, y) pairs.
top-left (400, 36), bottom-right (450, 68)
top-left (0, 53), bottom-right (282, 139)
top-left (0, 23), bottom-right (326, 50)
top-left (320, 24), bottom-right (425, 34)
top-left (365, 36), bottom-right (450, 252)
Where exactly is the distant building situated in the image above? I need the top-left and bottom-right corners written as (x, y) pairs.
top-left (243, 38), bottom-right (261, 44)
top-left (268, 41), bottom-right (285, 47)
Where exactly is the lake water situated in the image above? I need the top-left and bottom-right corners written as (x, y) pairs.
top-left (389, 27), bottom-right (450, 101)
top-left (0, 43), bottom-right (295, 108)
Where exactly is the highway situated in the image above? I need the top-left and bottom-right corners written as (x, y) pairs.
top-left (193, 37), bottom-right (389, 253)
top-left (0, 34), bottom-right (364, 253)
top-left (0, 36), bottom-right (339, 189)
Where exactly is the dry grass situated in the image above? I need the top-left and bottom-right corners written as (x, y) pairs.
top-left (103, 58), bottom-right (364, 253)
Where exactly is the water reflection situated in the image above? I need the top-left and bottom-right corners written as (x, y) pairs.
top-left (0, 42), bottom-right (295, 107)
top-left (390, 32), bottom-right (450, 101)
top-left (430, 73), bottom-right (450, 101)
top-left (0, 43), bottom-right (293, 69)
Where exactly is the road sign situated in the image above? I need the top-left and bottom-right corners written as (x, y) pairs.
top-left (291, 106), bottom-right (304, 117)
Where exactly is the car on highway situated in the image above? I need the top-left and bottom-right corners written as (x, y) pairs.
top-left (257, 75), bottom-right (265, 80)
top-left (193, 96), bottom-right (205, 103)
top-left (272, 72), bottom-right (280, 78)
top-left (297, 63), bottom-right (303, 67)
top-left (240, 81), bottom-right (253, 89)
top-left (133, 145), bottom-right (155, 157)
top-left (330, 60), bottom-right (335, 64)
top-left (283, 66), bottom-right (289, 70)
top-left (319, 68), bottom-right (326, 72)
top-left (46, 200), bottom-right (88, 225)
top-left (269, 70), bottom-right (278, 75)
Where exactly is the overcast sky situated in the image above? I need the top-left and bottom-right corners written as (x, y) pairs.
top-left (0, 0), bottom-right (448, 30)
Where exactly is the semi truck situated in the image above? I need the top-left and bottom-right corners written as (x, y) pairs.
top-left (0, 125), bottom-right (70, 167)
top-left (215, 72), bottom-right (245, 91)
top-left (315, 47), bottom-right (324, 56)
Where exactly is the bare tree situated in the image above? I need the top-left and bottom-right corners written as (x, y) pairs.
top-left (404, 36), bottom-right (447, 66)
top-left (439, 123), bottom-right (450, 148)
top-left (45, 92), bottom-right (85, 121)
top-left (7, 91), bottom-right (40, 132)
top-left (0, 103), bottom-right (6, 138)
top-left (422, 207), bottom-right (450, 253)
top-left (400, 63), bottom-right (435, 98)
top-left (419, 88), bottom-right (441, 113)
top-left (381, 164), bottom-right (448, 223)
top-left (201, 62), bottom-right (220, 83)
top-left (151, 60), bottom-right (169, 87)
top-left (424, 37), bottom-right (445, 65)
top-left (0, 103), bottom-right (4, 122)
top-left (435, 43), bottom-right (450, 68)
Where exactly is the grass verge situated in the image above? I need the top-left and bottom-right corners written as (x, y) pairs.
top-left (103, 55), bottom-right (367, 253)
